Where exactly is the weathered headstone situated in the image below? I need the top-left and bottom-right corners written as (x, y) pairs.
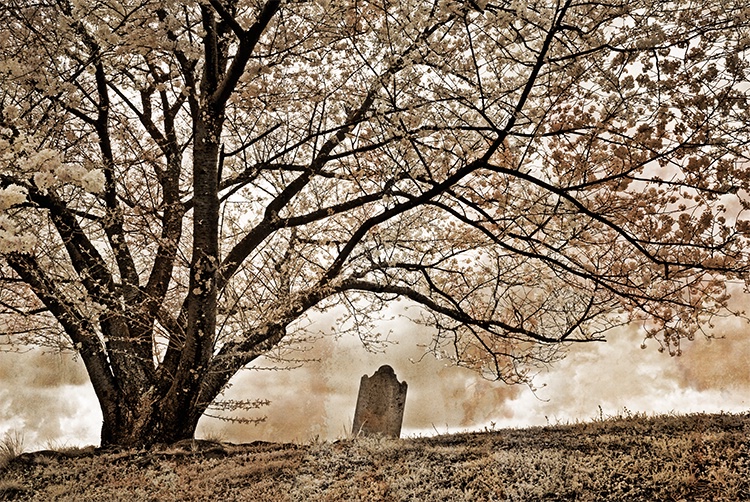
top-left (352, 365), bottom-right (408, 438)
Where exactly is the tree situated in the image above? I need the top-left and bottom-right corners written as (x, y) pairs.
top-left (0, 0), bottom-right (748, 447)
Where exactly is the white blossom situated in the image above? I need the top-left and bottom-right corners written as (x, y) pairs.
top-left (22, 149), bottom-right (62, 173)
top-left (0, 215), bottom-right (35, 254)
top-left (32, 171), bottom-right (56, 191)
top-left (0, 185), bottom-right (26, 211)
top-left (80, 169), bottom-right (106, 193)
top-left (3, 105), bottom-right (19, 122)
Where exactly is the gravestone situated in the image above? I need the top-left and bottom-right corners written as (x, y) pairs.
top-left (352, 365), bottom-right (408, 438)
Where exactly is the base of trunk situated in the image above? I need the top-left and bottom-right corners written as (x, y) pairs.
top-left (100, 405), bottom-right (200, 449)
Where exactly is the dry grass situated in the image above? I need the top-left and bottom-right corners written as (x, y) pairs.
top-left (0, 432), bottom-right (24, 471)
top-left (1, 412), bottom-right (749, 501)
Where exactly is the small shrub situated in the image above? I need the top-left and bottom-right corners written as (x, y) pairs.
top-left (198, 429), bottom-right (226, 444)
top-left (43, 440), bottom-right (96, 459)
top-left (0, 431), bottom-right (24, 469)
top-left (0, 479), bottom-right (27, 498)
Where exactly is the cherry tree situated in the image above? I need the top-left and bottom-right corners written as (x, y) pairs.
top-left (0, 0), bottom-right (749, 447)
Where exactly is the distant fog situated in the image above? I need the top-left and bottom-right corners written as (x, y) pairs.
top-left (2, 301), bottom-right (749, 449)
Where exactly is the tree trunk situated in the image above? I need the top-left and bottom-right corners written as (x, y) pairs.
top-left (99, 390), bottom-right (203, 448)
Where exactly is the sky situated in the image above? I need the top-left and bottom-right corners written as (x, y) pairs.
top-left (2, 298), bottom-right (750, 450)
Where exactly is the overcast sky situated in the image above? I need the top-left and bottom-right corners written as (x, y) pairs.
top-left (2, 295), bottom-right (749, 450)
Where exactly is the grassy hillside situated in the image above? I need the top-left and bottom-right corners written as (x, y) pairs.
top-left (1, 412), bottom-right (749, 501)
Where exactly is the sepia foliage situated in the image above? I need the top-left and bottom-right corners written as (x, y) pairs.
top-left (0, 0), bottom-right (749, 445)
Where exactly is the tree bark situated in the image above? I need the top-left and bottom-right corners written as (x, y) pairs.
top-left (99, 390), bottom-right (203, 448)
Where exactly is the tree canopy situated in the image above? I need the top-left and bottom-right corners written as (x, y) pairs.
top-left (0, 0), bottom-right (749, 446)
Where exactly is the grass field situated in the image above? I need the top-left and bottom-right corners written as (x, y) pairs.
top-left (1, 411), bottom-right (749, 501)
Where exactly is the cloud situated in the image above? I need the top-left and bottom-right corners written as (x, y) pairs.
top-left (4, 301), bottom-right (750, 448)
top-left (0, 350), bottom-right (100, 448)
top-left (675, 316), bottom-right (750, 393)
top-left (202, 316), bottom-right (750, 443)
top-left (199, 312), bottom-right (523, 442)
top-left (504, 323), bottom-right (750, 427)
top-left (0, 349), bottom-right (89, 387)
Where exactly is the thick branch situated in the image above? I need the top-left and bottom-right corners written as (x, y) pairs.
top-left (209, 0), bottom-right (282, 110)
top-left (6, 252), bottom-right (120, 418)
